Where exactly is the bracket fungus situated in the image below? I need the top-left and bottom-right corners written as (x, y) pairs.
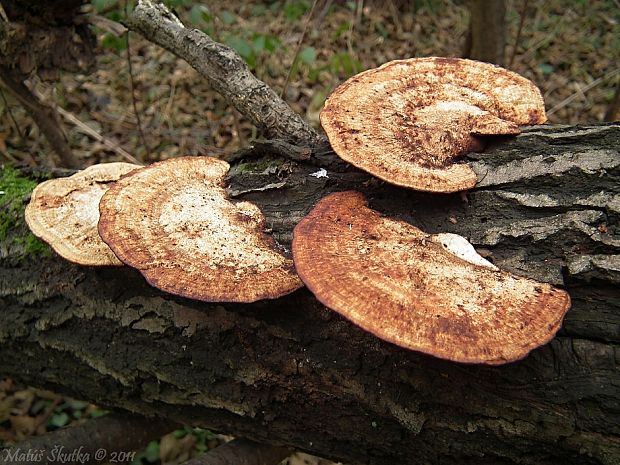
top-left (25, 162), bottom-right (139, 266)
top-left (292, 191), bottom-right (571, 365)
top-left (98, 156), bottom-right (302, 303)
top-left (320, 57), bottom-right (547, 193)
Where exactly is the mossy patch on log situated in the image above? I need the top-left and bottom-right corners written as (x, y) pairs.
top-left (0, 165), bottom-right (51, 260)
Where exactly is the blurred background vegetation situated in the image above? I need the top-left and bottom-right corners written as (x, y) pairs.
top-left (1, 0), bottom-right (619, 463)
top-left (0, 0), bottom-right (618, 167)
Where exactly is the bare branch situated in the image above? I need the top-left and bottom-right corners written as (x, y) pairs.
top-left (32, 86), bottom-right (143, 165)
top-left (126, 0), bottom-right (321, 148)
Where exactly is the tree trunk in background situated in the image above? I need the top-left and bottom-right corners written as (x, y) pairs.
top-left (464, 0), bottom-right (506, 65)
top-left (1, 124), bottom-right (619, 465)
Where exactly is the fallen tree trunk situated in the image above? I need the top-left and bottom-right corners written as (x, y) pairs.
top-left (1, 123), bottom-right (619, 465)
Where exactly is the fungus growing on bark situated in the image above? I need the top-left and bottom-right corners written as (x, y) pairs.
top-left (292, 191), bottom-right (571, 364)
top-left (320, 57), bottom-right (547, 193)
top-left (98, 156), bottom-right (302, 303)
top-left (24, 162), bottom-right (139, 266)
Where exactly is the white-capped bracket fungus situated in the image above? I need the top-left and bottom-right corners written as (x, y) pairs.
top-left (98, 156), bottom-right (303, 303)
top-left (320, 57), bottom-right (547, 193)
top-left (292, 191), bottom-right (571, 365)
top-left (25, 162), bottom-right (139, 266)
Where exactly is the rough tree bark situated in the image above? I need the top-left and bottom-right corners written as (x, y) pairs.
top-left (1, 123), bottom-right (619, 465)
top-left (1, 1), bottom-right (619, 464)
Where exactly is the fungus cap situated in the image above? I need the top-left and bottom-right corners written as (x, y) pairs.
top-left (24, 162), bottom-right (139, 266)
top-left (320, 57), bottom-right (547, 193)
top-left (292, 191), bottom-right (570, 364)
top-left (98, 156), bottom-right (303, 303)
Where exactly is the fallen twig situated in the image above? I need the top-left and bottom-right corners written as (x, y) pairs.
top-left (547, 68), bottom-right (620, 116)
top-left (33, 87), bottom-right (142, 165)
top-left (0, 68), bottom-right (80, 168)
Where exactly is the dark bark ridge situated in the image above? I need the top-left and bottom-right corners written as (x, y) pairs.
top-left (1, 123), bottom-right (619, 465)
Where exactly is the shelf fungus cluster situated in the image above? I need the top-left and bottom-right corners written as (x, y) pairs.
top-left (24, 57), bottom-right (570, 365)
top-left (320, 57), bottom-right (547, 192)
top-left (292, 191), bottom-right (571, 365)
top-left (25, 157), bottom-right (302, 303)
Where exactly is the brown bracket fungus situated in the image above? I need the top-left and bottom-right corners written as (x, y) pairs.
top-left (320, 57), bottom-right (547, 193)
top-left (24, 162), bottom-right (139, 266)
top-left (98, 156), bottom-right (303, 303)
top-left (292, 191), bottom-right (571, 365)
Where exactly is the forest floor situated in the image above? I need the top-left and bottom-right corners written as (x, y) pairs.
top-left (1, 0), bottom-right (619, 464)
top-left (0, 0), bottom-right (618, 167)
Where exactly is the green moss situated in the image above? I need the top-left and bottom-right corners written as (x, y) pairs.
top-left (17, 233), bottom-right (52, 258)
top-left (0, 166), bottom-right (51, 257)
top-left (236, 159), bottom-right (281, 174)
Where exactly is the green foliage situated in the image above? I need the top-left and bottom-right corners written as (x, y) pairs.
top-left (190, 427), bottom-right (217, 453)
top-left (224, 32), bottom-right (283, 70)
top-left (538, 63), bottom-right (555, 75)
top-left (251, 3), bottom-right (268, 16)
top-left (172, 426), bottom-right (217, 453)
top-left (88, 407), bottom-right (109, 418)
top-left (189, 4), bottom-right (213, 31)
top-left (47, 412), bottom-right (70, 429)
top-left (92, 0), bottom-right (129, 51)
top-left (307, 52), bottom-right (363, 82)
top-left (143, 440), bottom-right (160, 463)
top-left (412, 0), bottom-right (442, 13)
top-left (0, 166), bottom-right (35, 240)
top-left (283, 0), bottom-right (310, 21)
top-left (46, 399), bottom-right (94, 429)
top-left (225, 35), bottom-right (255, 66)
top-left (162, 0), bottom-right (192, 9)
top-left (333, 21), bottom-right (351, 39)
top-left (329, 52), bottom-right (363, 76)
top-left (308, 88), bottom-right (329, 112)
top-left (16, 234), bottom-right (51, 257)
top-left (130, 427), bottom-right (218, 465)
top-left (92, 0), bottom-right (119, 13)
top-left (128, 440), bottom-right (160, 464)
top-left (298, 46), bottom-right (317, 65)
top-left (287, 46), bottom-right (317, 80)
top-left (219, 10), bottom-right (237, 25)
top-left (101, 34), bottom-right (127, 52)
